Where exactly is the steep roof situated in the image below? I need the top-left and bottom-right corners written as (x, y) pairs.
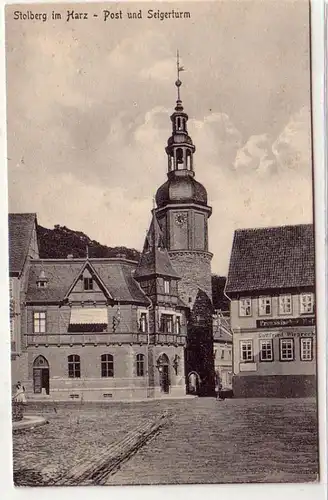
top-left (134, 211), bottom-right (180, 280)
top-left (26, 258), bottom-right (150, 305)
top-left (9, 213), bottom-right (37, 275)
top-left (225, 224), bottom-right (315, 294)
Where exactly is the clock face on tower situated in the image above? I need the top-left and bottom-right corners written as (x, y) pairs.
top-left (175, 212), bottom-right (188, 226)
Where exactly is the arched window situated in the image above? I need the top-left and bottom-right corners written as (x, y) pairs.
top-left (68, 355), bottom-right (80, 378)
top-left (136, 354), bottom-right (145, 377)
top-left (101, 354), bottom-right (114, 377)
top-left (33, 355), bottom-right (49, 368)
top-left (176, 148), bottom-right (183, 165)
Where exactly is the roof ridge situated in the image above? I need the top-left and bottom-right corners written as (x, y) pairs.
top-left (235, 223), bottom-right (313, 233)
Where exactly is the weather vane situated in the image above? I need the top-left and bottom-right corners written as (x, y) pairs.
top-left (175, 49), bottom-right (185, 101)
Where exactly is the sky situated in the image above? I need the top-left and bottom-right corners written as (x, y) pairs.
top-left (5, 0), bottom-right (313, 274)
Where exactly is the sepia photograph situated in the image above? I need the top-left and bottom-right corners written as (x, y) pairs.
top-left (5, 0), bottom-right (323, 489)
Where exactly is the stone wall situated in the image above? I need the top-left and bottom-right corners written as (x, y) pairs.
top-left (168, 250), bottom-right (212, 305)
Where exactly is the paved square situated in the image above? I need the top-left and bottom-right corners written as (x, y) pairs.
top-left (13, 397), bottom-right (318, 485)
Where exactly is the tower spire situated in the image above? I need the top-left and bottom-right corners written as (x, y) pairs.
top-left (175, 50), bottom-right (184, 110)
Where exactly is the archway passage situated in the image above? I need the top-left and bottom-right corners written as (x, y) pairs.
top-left (157, 354), bottom-right (170, 394)
top-left (33, 355), bottom-right (50, 395)
top-left (187, 371), bottom-right (200, 395)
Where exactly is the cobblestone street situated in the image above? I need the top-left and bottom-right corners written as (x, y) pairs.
top-left (13, 397), bottom-right (318, 486)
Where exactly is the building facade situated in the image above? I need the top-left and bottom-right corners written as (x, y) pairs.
top-left (9, 69), bottom-right (215, 400)
top-left (225, 224), bottom-right (316, 398)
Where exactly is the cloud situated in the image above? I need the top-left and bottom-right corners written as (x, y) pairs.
top-left (273, 106), bottom-right (311, 171)
top-left (234, 134), bottom-right (277, 174)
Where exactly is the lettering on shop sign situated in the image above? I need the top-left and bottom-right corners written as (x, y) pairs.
top-left (256, 317), bottom-right (315, 329)
top-left (259, 331), bottom-right (315, 339)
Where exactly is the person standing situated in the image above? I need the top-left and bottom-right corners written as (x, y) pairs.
top-left (13, 381), bottom-right (27, 403)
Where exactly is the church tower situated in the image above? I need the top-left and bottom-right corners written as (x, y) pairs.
top-left (154, 53), bottom-right (215, 396)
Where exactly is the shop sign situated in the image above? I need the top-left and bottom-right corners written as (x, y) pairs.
top-left (256, 317), bottom-right (315, 329)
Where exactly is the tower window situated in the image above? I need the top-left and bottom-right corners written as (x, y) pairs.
top-left (176, 148), bottom-right (183, 165)
top-left (164, 279), bottom-right (170, 294)
top-left (84, 277), bottom-right (93, 291)
top-left (161, 314), bottom-right (174, 333)
top-left (139, 312), bottom-right (148, 333)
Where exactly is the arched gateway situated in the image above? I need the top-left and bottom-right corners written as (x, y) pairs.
top-left (33, 355), bottom-right (50, 395)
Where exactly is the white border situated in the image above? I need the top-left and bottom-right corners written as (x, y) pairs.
top-left (0, 1), bottom-right (326, 500)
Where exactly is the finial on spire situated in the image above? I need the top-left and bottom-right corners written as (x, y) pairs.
top-left (175, 49), bottom-right (185, 102)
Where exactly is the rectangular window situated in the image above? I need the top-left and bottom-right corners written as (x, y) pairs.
top-left (280, 338), bottom-right (294, 361)
top-left (68, 355), bottom-right (81, 378)
top-left (161, 314), bottom-right (174, 333)
top-left (260, 339), bottom-right (273, 361)
top-left (240, 340), bottom-right (253, 362)
top-left (176, 316), bottom-right (181, 335)
top-left (84, 277), bottom-right (93, 291)
top-left (279, 294), bottom-right (292, 315)
top-left (33, 312), bottom-right (46, 333)
top-left (221, 349), bottom-right (225, 360)
top-left (136, 354), bottom-right (145, 376)
top-left (300, 293), bottom-right (314, 314)
top-left (239, 298), bottom-right (252, 317)
top-left (101, 354), bottom-right (114, 377)
top-left (300, 338), bottom-right (313, 361)
top-left (258, 297), bottom-right (271, 316)
top-left (139, 312), bottom-right (148, 333)
top-left (164, 279), bottom-right (170, 295)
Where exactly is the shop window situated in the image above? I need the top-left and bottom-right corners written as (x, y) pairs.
top-left (279, 294), bottom-right (292, 315)
top-left (68, 354), bottom-right (81, 378)
top-left (300, 293), bottom-right (314, 314)
top-left (259, 297), bottom-right (271, 316)
top-left (33, 311), bottom-right (46, 333)
top-left (280, 338), bottom-right (294, 361)
top-left (101, 354), bottom-right (114, 377)
top-left (300, 338), bottom-right (313, 361)
top-left (136, 354), bottom-right (145, 376)
top-left (239, 298), bottom-right (252, 317)
top-left (260, 339), bottom-right (273, 361)
top-left (240, 340), bottom-right (253, 362)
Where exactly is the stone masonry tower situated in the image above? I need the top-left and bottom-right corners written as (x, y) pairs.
top-left (154, 53), bottom-right (215, 396)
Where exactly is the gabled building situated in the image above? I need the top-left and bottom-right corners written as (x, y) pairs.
top-left (9, 213), bottom-right (39, 384)
top-left (225, 224), bottom-right (316, 398)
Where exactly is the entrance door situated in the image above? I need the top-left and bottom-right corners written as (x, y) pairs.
top-left (161, 365), bottom-right (170, 394)
top-left (33, 356), bottom-right (50, 395)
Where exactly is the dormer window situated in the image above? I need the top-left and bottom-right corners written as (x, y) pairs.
top-left (84, 277), bottom-right (93, 291)
top-left (37, 281), bottom-right (47, 288)
top-left (36, 270), bottom-right (48, 289)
